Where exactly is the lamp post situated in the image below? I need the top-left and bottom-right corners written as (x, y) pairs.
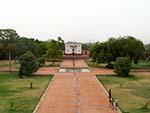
top-left (72, 48), bottom-right (75, 70)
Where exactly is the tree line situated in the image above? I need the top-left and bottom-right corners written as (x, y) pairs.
top-left (90, 36), bottom-right (149, 66)
top-left (0, 29), bottom-right (64, 76)
top-left (0, 29), bottom-right (64, 60)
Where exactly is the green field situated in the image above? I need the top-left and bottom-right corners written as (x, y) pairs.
top-left (0, 72), bottom-right (53, 113)
top-left (0, 60), bottom-right (20, 71)
top-left (97, 74), bottom-right (150, 113)
top-left (131, 60), bottom-right (150, 69)
top-left (87, 61), bottom-right (106, 68)
top-left (88, 60), bottom-right (150, 69)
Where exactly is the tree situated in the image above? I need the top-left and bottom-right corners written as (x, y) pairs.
top-left (90, 36), bottom-right (145, 66)
top-left (0, 41), bottom-right (3, 59)
top-left (82, 43), bottom-right (92, 50)
top-left (57, 37), bottom-right (65, 50)
top-left (19, 51), bottom-right (38, 78)
top-left (145, 43), bottom-right (150, 60)
top-left (0, 29), bottom-right (48, 61)
top-left (7, 43), bottom-right (16, 72)
top-left (114, 57), bottom-right (131, 76)
top-left (38, 55), bottom-right (45, 66)
top-left (0, 29), bottom-right (19, 41)
top-left (0, 41), bottom-right (2, 49)
top-left (123, 36), bottom-right (145, 63)
top-left (46, 39), bottom-right (62, 64)
top-left (0, 29), bottom-right (19, 60)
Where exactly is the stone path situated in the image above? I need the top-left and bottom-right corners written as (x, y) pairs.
top-left (34, 60), bottom-right (118, 113)
top-left (34, 73), bottom-right (75, 113)
top-left (60, 60), bottom-right (88, 68)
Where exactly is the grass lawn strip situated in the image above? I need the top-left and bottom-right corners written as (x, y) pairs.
top-left (0, 72), bottom-right (53, 113)
top-left (97, 75), bottom-right (150, 113)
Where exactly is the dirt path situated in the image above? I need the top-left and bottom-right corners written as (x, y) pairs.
top-left (34, 60), bottom-right (118, 113)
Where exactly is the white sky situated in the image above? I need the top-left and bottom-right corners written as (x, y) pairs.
top-left (0, 0), bottom-right (150, 43)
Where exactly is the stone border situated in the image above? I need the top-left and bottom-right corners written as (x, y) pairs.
top-left (94, 75), bottom-right (122, 113)
top-left (32, 75), bottom-right (55, 113)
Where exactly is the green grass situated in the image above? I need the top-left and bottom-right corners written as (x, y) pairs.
top-left (87, 61), bottom-right (106, 68)
top-left (0, 72), bottom-right (53, 113)
top-left (97, 74), bottom-right (150, 113)
top-left (88, 60), bottom-right (150, 69)
top-left (131, 60), bottom-right (150, 69)
top-left (0, 60), bottom-right (20, 70)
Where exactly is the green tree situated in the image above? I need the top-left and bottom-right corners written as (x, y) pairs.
top-left (145, 43), bottom-right (150, 60)
top-left (19, 51), bottom-right (38, 78)
top-left (90, 36), bottom-right (145, 66)
top-left (0, 29), bottom-right (48, 60)
top-left (0, 29), bottom-right (19, 40)
top-left (0, 29), bottom-right (19, 60)
top-left (123, 36), bottom-right (145, 63)
top-left (57, 36), bottom-right (65, 50)
top-left (114, 57), bottom-right (131, 76)
top-left (46, 39), bottom-right (62, 64)
top-left (7, 43), bottom-right (16, 72)
top-left (38, 55), bottom-right (45, 66)
top-left (0, 41), bottom-right (3, 59)
top-left (0, 41), bottom-right (2, 49)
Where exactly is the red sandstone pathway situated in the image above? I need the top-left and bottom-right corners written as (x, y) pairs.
top-left (34, 60), bottom-right (118, 113)
top-left (60, 60), bottom-right (88, 68)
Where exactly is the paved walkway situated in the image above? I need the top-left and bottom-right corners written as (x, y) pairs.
top-left (34, 60), bottom-right (118, 113)
top-left (60, 60), bottom-right (88, 68)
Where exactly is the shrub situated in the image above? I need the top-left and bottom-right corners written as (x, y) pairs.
top-left (19, 51), bottom-right (38, 78)
top-left (38, 55), bottom-right (45, 66)
top-left (114, 57), bottom-right (131, 76)
top-left (105, 62), bottom-right (114, 69)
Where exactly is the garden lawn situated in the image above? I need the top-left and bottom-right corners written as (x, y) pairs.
top-left (87, 61), bottom-right (106, 68)
top-left (97, 74), bottom-right (150, 113)
top-left (131, 60), bottom-right (150, 69)
top-left (88, 60), bottom-right (150, 69)
top-left (0, 60), bottom-right (20, 70)
top-left (0, 72), bottom-right (53, 113)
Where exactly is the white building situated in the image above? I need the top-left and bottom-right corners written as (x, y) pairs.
top-left (65, 42), bottom-right (82, 54)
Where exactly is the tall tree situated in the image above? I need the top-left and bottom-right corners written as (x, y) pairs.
top-left (57, 37), bottom-right (65, 50)
top-left (145, 43), bottom-right (150, 60)
top-left (0, 29), bottom-right (19, 59)
top-left (0, 41), bottom-right (3, 59)
top-left (7, 43), bottom-right (16, 72)
top-left (46, 39), bottom-right (62, 64)
top-left (90, 36), bottom-right (145, 65)
top-left (0, 41), bottom-right (2, 49)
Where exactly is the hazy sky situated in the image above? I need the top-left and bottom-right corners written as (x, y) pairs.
top-left (0, 0), bottom-right (150, 43)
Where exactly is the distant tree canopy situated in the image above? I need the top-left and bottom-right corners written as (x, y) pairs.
top-left (82, 43), bottom-right (92, 50)
top-left (57, 36), bottom-right (65, 50)
top-left (90, 36), bottom-right (145, 64)
top-left (0, 29), bottom-right (47, 60)
top-left (145, 43), bottom-right (150, 60)
top-left (0, 41), bottom-right (2, 49)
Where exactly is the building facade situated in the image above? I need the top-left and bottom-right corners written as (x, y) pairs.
top-left (65, 42), bottom-right (82, 54)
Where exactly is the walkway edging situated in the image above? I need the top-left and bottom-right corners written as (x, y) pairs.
top-left (94, 75), bottom-right (122, 113)
top-left (32, 75), bottom-right (55, 113)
